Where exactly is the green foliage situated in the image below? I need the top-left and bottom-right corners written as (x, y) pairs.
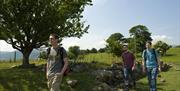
top-left (79, 53), bottom-right (120, 64)
top-left (79, 49), bottom-right (87, 55)
top-left (68, 46), bottom-right (80, 60)
top-left (129, 25), bottom-right (152, 53)
top-left (98, 48), bottom-right (106, 53)
top-left (106, 33), bottom-right (125, 57)
top-left (0, 0), bottom-right (92, 65)
top-left (90, 48), bottom-right (97, 53)
top-left (154, 41), bottom-right (172, 56)
top-left (39, 51), bottom-right (47, 59)
top-left (85, 49), bottom-right (91, 54)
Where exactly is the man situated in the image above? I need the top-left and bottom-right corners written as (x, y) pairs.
top-left (122, 45), bottom-right (136, 88)
top-left (142, 41), bottom-right (161, 91)
top-left (46, 33), bottom-right (68, 91)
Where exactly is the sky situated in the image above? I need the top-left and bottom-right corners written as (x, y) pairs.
top-left (0, 0), bottom-right (180, 52)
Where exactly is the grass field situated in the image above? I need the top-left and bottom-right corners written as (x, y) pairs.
top-left (0, 48), bottom-right (180, 91)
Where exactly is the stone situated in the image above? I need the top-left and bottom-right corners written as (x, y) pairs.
top-left (67, 80), bottom-right (78, 87)
top-left (92, 83), bottom-right (112, 91)
top-left (160, 78), bottom-right (166, 82)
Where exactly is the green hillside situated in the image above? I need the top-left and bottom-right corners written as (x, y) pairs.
top-left (0, 48), bottom-right (180, 91)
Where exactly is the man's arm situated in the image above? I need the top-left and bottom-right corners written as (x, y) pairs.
top-left (60, 57), bottom-right (68, 74)
top-left (46, 63), bottom-right (49, 79)
top-left (142, 59), bottom-right (146, 73)
top-left (121, 54), bottom-right (124, 67)
top-left (142, 51), bottom-right (146, 73)
top-left (132, 54), bottom-right (136, 70)
top-left (155, 50), bottom-right (161, 72)
top-left (157, 56), bottom-right (161, 72)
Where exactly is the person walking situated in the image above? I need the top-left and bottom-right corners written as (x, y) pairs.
top-left (46, 33), bottom-right (68, 91)
top-left (122, 45), bottom-right (136, 89)
top-left (142, 41), bottom-right (161, 91)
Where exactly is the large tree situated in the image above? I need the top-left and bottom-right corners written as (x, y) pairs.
top-left (0, 0), bottom-right (92, 66)
top-left (154, 41), bottom-right (171, 56)
top-left (129, 25), bottom-right (152, 53)
top-left (106, 33), bottom-right (125, 57)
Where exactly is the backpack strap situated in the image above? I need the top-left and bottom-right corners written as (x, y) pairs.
top-left (144, 49), bottom-right (158, 67)
top-left (143, 50), bottom-right (147, 67)
top-left (47, 47), bottom-right (51, 58)
top-left (152, 48), bottom-right (157, 62)
top-left (58, 47), bottom-right (70, 76)
top-left (58, 47), bottom-right (64, 65)
top-left (47, 47), bottom-right (64, 62)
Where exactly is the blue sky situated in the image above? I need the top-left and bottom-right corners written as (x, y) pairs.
top-left (0, 0), bottom-right (180, 51)
top-left (62, 0), bottom-right (180, 50)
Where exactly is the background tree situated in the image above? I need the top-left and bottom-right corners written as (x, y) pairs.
top-left (0, 0), bottom-right (92, 66)
top-left (90, 48), bottom-right (98, 53)
top-left (125, 37), bottom-right (135, 53)
top-left (106, 33), bottom-right (125, 57)
top-left (68, 46), bottom-right (80, 61)
top-left (80, 49), bottom-right (87, 55)
top-left (98, 47), bottom-right (106, 53)
top-left (154, 41), bottom-right (172, 56)
top-left (129, 25), bottom-right (152, 53)
top-left (85, 49), bottom-right (91, 54)
top-left (175, 45), bottom-right (180, 48)
top-left (77, 49), bottom-right (87, 60)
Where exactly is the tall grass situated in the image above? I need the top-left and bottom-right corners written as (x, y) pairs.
top-left (78, 53), bottom-right (121, 65)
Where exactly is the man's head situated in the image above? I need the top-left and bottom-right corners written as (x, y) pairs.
top-left (49, 33), bottom-right (59, 46)
top-left (123, 45), bottom-right (128, 51)
top-left (145, 41), bottom-right (152, 49)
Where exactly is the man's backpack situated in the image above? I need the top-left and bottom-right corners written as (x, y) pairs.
top-left (143, 48), bottom-right (157, 67)
top-left (47, 47), bottom-right (70, 76)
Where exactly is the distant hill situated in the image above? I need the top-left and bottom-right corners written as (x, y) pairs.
top-left (0, 49), bottom-right (39, 61)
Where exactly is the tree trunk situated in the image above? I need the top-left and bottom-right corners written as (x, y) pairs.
top-left (22, 48), bottom-right (33, 67)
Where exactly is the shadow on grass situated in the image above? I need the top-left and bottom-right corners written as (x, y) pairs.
top-left (0, 62), bottom-right (101, 91)
top-left (0, 67), bottom-right (48, 91)
top-left (135, 81), bottom-right (149, 91)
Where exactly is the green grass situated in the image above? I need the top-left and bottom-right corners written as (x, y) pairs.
top-left (136, 66), bottom-right (180, 91)
top-left (0, 61), bottom-right (21, 69)
top-left (0, 60), bottom-right (99, 91)
top-left (0, 66), bottom-right (47, 91)
top-left (161, 48), bottom-right (180, 64)
top-left (0, 48), bottom-right (180, 91)
top-left (61, 72), bottom-right (96, 91)
top-left (79, 53), bottom-right (120, 64)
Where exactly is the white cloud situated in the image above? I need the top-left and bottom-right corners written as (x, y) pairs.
top-left (0, 40), bottom-right (16, 52)
top-left (61, 38), bottom-right (80, 50)
top-left (61, 32), bottom-right (108, 50)
top-left (92, 40), bottom-right (106, 50)
top-left (151, 35), bottom-right (172, 45)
